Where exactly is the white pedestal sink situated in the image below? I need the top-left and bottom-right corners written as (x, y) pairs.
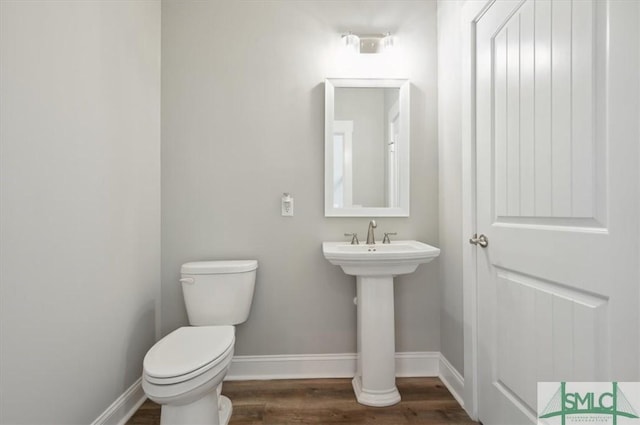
top-left (322, 240), bottom-right (440, 407)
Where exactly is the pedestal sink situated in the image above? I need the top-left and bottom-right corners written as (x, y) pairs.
top-left (322, 240), bottom-right (440, 407)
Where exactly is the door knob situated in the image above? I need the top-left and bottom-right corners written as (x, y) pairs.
top-left (469, 234), bottom-right (489, 248)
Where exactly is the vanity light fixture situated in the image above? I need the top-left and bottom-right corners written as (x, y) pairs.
top-left (341, 32), bottom-right (394, 54)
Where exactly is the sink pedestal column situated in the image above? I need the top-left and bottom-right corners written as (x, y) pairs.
top-left (353, 275), bottom-right (401, 407)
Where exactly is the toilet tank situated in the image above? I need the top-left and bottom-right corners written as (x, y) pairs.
top-left (180, 260), bottom-right (258, 326)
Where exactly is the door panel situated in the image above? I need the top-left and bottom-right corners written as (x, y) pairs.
top-left (491, 0), bottom-right (598, 224)
top-left (475, 1), bottom-right (639, 424)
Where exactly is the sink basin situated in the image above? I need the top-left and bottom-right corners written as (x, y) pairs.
top-left (322, 239), bottom-right (440, 407)
top-left (322, 240), bottom-right (440, 276)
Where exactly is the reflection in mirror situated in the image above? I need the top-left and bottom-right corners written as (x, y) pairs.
top-left (334, 88), bottom-right (399, 208)
top-left (332, 120), bottom-right (352, 208)
top-left (325, 79), bottom-right (410, 217)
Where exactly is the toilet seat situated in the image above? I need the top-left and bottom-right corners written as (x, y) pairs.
top-left (142, 342), bottom-right (234, 407)
top-left (144, 326), bottom-right (234, 385)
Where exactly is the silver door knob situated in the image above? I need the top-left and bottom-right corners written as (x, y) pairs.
top-left (469, 234), bottom-right (488, 248)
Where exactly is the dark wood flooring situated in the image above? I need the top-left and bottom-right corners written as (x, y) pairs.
top-left (127, 377), bottom-right (478, 424)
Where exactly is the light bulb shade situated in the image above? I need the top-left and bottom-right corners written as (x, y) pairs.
top-left (342, 33), bottom-right (360, 54)
top-left (381, 34), bottom-right (394, 52)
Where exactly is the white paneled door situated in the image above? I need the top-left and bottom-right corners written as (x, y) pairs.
top-left (474, 1), bottom-right (639, 424)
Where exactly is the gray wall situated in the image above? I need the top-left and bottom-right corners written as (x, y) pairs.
top-left (161, 0), bottom-right (440, 355)
top-left (437, 0), bottom-right (465, 375)
top-left (0, 2), bottom-right (160, 423)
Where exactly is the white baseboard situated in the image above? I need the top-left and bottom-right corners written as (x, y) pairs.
top-left (95, 352), bottom-right (463, 424)
top-left (438, 354), bottom-right (465, 408)
top-left (226, 353), bottom-right (357, 380)
top-left (226, 351), bottom-right (440, 381)
top-left (395, 352), bottom-right (440, 377)
top-left (91, 377), bottom-right (146, 425)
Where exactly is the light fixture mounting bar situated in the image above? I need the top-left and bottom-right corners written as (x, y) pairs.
top-left (341, 32), bottom-right (393, 54)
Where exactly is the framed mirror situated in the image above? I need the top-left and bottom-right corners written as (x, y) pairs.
top-left (324, 78), bottom-right (410, 217)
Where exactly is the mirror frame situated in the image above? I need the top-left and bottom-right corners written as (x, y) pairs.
top-left (324, 78), bottom-right (410, 217)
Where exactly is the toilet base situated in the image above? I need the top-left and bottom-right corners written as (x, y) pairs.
top-left (160, 393), bottom-right (232, 425)
top-left (218, 396), bottom-right (232, 425)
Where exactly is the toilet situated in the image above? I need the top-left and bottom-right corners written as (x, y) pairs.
top-left (142, 260), bottom-right (258, 425)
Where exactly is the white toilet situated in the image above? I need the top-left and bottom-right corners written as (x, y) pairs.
top-left (142, 260), bottom-right (257, 425)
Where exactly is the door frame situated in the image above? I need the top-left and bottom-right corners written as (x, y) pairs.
top-left (332, 120), bottom-right (354, 208)
top-left (460, 0), bottom-right (495, 420)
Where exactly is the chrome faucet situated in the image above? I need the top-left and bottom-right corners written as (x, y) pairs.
top-left (366, 220), bottom-right (377, 244)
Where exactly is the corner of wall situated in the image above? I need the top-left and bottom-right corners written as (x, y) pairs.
top-left (438, 353), bottom-right (465, 409)
top-left (436, 0), bottom-right (466, 378)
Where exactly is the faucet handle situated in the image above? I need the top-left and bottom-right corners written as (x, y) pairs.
top-left (344, 233), bottom-right (359, 245)
top-left (382, 232), bottom-right (397, 244)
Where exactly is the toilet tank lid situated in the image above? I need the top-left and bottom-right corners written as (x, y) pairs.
top-left (181, 260), bottom-right (258, 275)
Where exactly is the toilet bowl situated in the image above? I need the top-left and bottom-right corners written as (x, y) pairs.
top-left (143, 326), bottom-right (235, 424)
top-left (142, 260), bottom-right (257, 425)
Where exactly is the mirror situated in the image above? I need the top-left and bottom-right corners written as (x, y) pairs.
top-left (324, 78), bottom-right (410, 217)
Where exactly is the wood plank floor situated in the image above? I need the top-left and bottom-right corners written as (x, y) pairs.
top-left (127, 377), bottom-right (478, 424)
